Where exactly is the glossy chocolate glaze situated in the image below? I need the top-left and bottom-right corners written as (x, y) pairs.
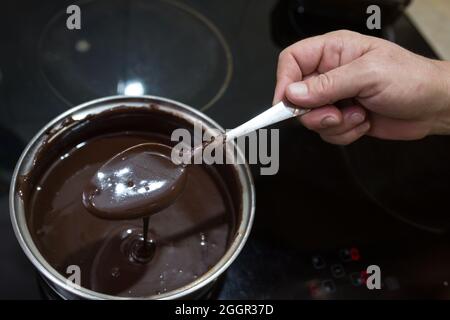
top-left (19, 106), bottom-right (239, 297)
top-left (82, 143), bottom-right (187, 220)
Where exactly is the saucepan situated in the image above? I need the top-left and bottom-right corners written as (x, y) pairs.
top-left (9, 95), bottom-right (255, 299)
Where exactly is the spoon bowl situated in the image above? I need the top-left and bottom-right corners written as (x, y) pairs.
top-left (82, 142), bottom-right (187, 220)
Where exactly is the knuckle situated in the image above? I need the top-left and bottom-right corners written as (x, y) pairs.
top-left (339, 29), bottom-right (358, 37)
top-left (313, 73), bottom-right (334, 103)
top-left (327, 29), bottom-right (357, 39)
top-left (318, 73), bottom-right (332, 90)
top-left (278, 48), bottom-right (289, 62)
top-left (326, 37), bottom-right (344, 55)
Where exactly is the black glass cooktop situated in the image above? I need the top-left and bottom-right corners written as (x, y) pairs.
top-left (1, 0), bottom-right (449, 299)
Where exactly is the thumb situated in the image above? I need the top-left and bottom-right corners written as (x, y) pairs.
top-left (285, 59), bottom-right (373, 108)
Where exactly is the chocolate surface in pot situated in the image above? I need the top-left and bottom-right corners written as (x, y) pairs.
top-left (19, 106), bottom-right (238, 297)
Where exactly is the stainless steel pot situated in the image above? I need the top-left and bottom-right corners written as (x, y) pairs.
top-left (9, 95), bottom-right (255, 299)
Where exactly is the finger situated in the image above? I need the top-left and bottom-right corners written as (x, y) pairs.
top-left (277, 72), bottom-right (318, 105)
top-left (320, 121), bottom-right (371, 145)
top-left (298, 105), bottom-right (342, 130)
top-left (273, 49), bottom-right (303, 104)
top-left (273, 34), bottom-right (334, 104)
top-left (274, 30), bottom-right (370, 104)
top-left (274, 35), bottom-right (329, 104)
top-left (286, 57), bottom-right (379, 108)
top-left (273, 75), bottom-right (297, 105)
top-left (318, 105), bottom-right (366, 136)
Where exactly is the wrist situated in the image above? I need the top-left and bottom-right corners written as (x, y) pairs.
top-left (429, 60), bottom-right (450, 135)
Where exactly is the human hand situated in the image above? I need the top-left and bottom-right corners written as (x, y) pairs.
top-left (274, 30), bottom-right (450, 145)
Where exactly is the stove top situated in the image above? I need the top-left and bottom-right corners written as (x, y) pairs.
top-left (1, 0), bottom-right (449, 299)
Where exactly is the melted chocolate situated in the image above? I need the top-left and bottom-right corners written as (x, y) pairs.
top-left (20, 106), bottom-right (239, 297)
top-left (82, 143), bottom-right (187, 220)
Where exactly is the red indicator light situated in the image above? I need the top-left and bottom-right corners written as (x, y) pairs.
top-left (307, 281), bottom-right (320, 297)
top-left (350, 247), bottom-right (360, 261)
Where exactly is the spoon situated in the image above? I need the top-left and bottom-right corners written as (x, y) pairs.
top-left (83, 101), bottom-right (308, 219)
top-left (185, 101), bottom-right (310, 159)
top-left (82, 143), bottom-right (187, 220)
top-left (225, 101), bottom-right (310, 140)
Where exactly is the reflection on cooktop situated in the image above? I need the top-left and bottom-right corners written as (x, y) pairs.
top-left (38, 0), bottom-right (232, 110)
top-left (344, 136), bottom-right (450, 234)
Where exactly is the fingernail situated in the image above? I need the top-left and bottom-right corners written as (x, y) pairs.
top-left (350, 112), bottom-right (364, 125)
top-left (288, 83), bottom-right (308, 97)
top-left (321, 116), bottom-right (339, 128)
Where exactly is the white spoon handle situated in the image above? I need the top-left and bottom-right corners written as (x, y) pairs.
top-left (225, 101), bottom-right (310, 141)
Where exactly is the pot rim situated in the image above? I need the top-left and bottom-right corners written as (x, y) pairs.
top-left (9, 95), bottom-right (255, 300)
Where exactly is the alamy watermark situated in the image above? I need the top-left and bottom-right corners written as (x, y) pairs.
top-left (366, 5), bottom-right (381, 30)
top-left (366, 264), bottom-right (381, 290)
top-left (65, 264), bottom-right (81, 289)
top-left (66, 5), bottom-right (81, 30)
top-left (170, 121), bottom-right (279, 175)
